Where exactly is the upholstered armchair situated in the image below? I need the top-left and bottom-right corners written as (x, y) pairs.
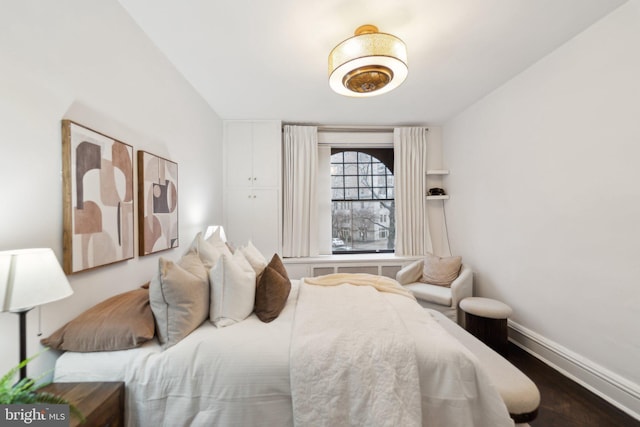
top-left (396, 259), bottom-right (473, 324)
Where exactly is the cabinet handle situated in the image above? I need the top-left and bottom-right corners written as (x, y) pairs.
top-left (253, 177), bottom-right (257, 181)
top-left (248, 177), bottom-right (252, 181)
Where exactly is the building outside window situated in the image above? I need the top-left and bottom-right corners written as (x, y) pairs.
top-left (330, 149), bottom-right (394, 253)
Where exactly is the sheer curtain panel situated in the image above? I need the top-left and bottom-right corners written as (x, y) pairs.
top-left (393, 127), bottom-right (432, 255)
top-left (283, 125), bottom-right (318, 257)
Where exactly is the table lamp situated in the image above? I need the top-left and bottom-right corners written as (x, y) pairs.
top-left (204, 225), bottom-right (227, 242)
top-left (0, 248), bottom-right (74, 380)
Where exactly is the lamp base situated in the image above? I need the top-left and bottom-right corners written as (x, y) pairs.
top-left (12, 309), bottom-right (32, 381)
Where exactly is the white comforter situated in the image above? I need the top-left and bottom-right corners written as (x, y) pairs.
top-left (292, 276), bottom-right (513, 427)
top-left (54, 278), bottom-right (513, 427)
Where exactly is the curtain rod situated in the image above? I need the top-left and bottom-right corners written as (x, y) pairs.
top-left (283, 124), bottom-right (429, 133)
top-left (318, 126), bottom-right (394, 134)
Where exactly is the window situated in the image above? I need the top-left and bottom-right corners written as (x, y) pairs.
top-left (330, 149), bottom-right (394, 253)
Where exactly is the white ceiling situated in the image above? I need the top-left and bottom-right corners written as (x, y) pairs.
top-left (118, 0), bottom-right (626, 126)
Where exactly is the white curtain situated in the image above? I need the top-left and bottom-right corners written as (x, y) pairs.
top-left (394, 127), bottom-right (432, 256)
top-left (282, 125), bottom-right (318, 257)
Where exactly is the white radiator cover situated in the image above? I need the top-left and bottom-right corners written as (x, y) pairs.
top-left (283, 254), bottom-right (421, 280)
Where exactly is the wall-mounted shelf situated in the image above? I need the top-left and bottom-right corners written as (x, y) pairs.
top-left (426, 169), bottom-right (450, 175)
top-left (427, 169), bottom-right (449, 200)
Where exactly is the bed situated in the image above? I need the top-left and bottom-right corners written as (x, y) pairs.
top-left (53, 276), bottom-right (514, 427)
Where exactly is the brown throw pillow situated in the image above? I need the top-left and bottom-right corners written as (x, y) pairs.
top-left (41, 288), bottom-right (155, 352)
top-left (420, 253), bottom-right (462, 287)
top-left (254, 254), bottom-right (291, 323)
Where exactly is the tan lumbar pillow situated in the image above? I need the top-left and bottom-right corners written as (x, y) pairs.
top-left (420, 252), bottom-right (462, 287)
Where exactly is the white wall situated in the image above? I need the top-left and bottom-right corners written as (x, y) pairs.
top-left (443, 0), bottom-right (640, 415)
top-left (0, 1), bottom-right (223, 378)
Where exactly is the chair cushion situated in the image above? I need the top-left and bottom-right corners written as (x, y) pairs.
top-left (404, 282), bottom-right (452, 306)
top-left (421, 252), bottom-right (462, 287)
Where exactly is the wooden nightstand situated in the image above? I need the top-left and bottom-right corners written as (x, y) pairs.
top-left (39, 382), bottom-right (124, 427)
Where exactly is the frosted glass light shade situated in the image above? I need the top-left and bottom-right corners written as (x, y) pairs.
top-left (0, 248), bottom-right (73, 313)
top-left (329, 25), bottom-right (408, 97)
top-left (204, 225), bottom-right (227, 242)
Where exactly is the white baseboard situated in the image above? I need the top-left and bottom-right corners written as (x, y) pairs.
top-left (508, 320), bottom-right (640, 421)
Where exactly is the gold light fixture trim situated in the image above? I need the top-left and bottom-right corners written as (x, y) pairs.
top-left (329, 24), bottom-right (408, 97)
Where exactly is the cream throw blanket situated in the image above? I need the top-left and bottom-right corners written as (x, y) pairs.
top-left (304, 273), bottom-right (416, 300)
top-left (290, 275), bottom-right (422, 427)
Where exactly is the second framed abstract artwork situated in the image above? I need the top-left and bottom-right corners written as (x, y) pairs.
top-left (137, 151), bottom-right (179, 255)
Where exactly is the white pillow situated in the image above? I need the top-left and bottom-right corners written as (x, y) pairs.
top-left (238, 241), bottom-right (268, 276)
top-left (191, 232), bottom-right (232, 269)
top-left (209, 251), bottom-right (256, 327)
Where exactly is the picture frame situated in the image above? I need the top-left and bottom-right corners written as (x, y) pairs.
top-left (137, 151), bottom-right (179, 255)
top-left (62, 120), bottom-right (135, 274)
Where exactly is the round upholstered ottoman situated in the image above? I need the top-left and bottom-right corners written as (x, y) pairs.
top-left (460, 297), bottom-right (513, 357)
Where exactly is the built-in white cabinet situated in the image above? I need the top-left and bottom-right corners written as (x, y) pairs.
top-left (225, 188), bottom-right (280, 256)
top-left (223, 120), bottom-right (282, 256)
top-left (225, 121), bottom-right (281, 189)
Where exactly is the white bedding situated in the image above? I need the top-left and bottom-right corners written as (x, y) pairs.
top-left (54, 278), bottom-right (514, 427)
top-left (55, 282), bottom-right (299, 427)
top-left (291, 280), bottom-right (422, 427)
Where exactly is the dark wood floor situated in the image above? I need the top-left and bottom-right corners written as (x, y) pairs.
top-left (507, 343), bottom-right (640, 427)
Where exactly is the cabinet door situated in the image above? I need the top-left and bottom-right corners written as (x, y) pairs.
top-left (225, 121), bottom-right (253, 187)
top-left (225, 188), bottom-right (280, 256)
top-left (225, 189), bottom-right (255, 249)
top-left (251, 121), bottom-right (281, 188)
top-left (250, 188), bottom-right (280, 256)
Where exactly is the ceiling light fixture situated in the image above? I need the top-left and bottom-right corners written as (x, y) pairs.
top-left (328, 24), bottom-right (408, 97)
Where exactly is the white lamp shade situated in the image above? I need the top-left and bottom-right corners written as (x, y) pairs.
top-left (204, 225), bottom-right (227, 242)
top-left (0, 248), bottom-right (74, 312)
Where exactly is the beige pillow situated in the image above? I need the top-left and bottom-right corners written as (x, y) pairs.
top-left (190, 232), bottom-right (232, 269)
top-left (420, 253), bottom-right (462, 287)
top-left (149, 254), bottom-right (209, 349)
top-left (179, 248), bottom-right (209, 282)
top-left (41, 288), bottom-right (154, 352)
top-left (205, 227), bottom-right (235, 253)
top-left (209, 251), bottom-right (256, 328)
top-left (238, 241), bottom-right (268, 276)
top-left (255, 254), bottom-right (291, 323)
